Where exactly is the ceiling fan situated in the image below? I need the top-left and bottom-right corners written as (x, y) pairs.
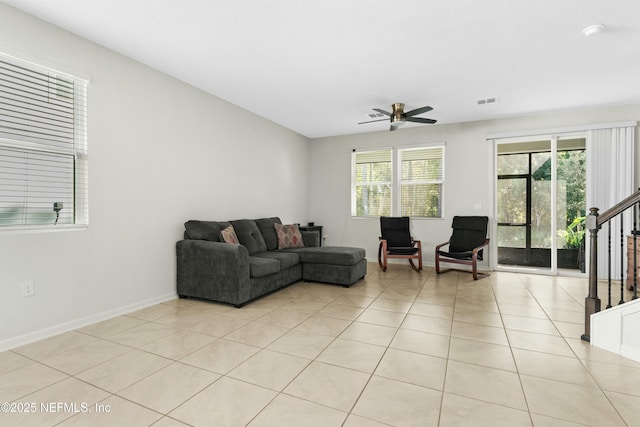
top-left (358, 103), bottom-right (437, 131)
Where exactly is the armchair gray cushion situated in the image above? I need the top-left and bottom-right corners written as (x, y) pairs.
top-left (446, 216), bottom-right (489, 259)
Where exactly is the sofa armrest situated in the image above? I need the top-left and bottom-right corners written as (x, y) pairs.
top-left (301, 230), bottom-right (320, 247)
top-left (176, 240), bottom-right (251, 306)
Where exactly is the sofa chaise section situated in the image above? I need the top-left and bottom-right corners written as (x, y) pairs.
top-left (289, 246), bottom-right (367, 286)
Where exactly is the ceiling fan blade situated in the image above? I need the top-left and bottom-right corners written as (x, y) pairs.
top-left (404, 106), bottom-right (433, 117)
top-left (358, 118), bottom-right (389, 124)
top-left (390, 123), bottom-right (401, 131)
top-left (406, 117), bottom-right (437, 124)
top-left (373, 108), bottom-right (392, 116)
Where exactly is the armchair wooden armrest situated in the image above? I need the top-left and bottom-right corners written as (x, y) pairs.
top-left (471, 239), bottom-right (490, 257)
top-left (435, 239), bottom-right (451, 252)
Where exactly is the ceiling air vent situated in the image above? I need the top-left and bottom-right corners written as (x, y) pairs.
top-left (477, 97), bottom-right (497, 105)
top-left (368, 112), bottom-right (386, 118)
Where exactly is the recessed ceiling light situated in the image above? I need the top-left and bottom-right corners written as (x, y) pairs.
top-left (583, 24), bottom-right (604, 37)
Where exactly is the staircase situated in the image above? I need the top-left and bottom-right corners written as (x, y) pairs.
top-left (583, 189), bottom-right (640, 362)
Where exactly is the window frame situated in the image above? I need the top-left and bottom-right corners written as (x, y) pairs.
top-left (351, 143), bottom-right (445, 219)
top-left (0, 52), bottom-right (89, 232)
top-left (351, 148), bottom-right (393, 217)
top-left (397, 144), bottom-right (445, 219)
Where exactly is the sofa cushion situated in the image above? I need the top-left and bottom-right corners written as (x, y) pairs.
top-left (248, 256), bottom-right (280, 278)
top-left (296, 246), bottom-right (365, 266)
top-left (220, 225), bottom-right (240, 244)
top-left (253, 251), bottom-right (300, 270)
top-left (274, 223), bottom-right (305, 249)
top-left (300, 230), bottom-right (320, 248)
top-left (255, 217), bottom-right (282, 251)
top-left (184, 220), bottom-right (230, 242)
top-left (231, 220), bottom-right (268, 255)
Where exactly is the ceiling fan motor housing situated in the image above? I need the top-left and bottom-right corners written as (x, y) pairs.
top-left (391, 103), bottom-right (406, 125)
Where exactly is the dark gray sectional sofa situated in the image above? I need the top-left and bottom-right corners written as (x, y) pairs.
top-left (176, 217), bottom-right (367, 307)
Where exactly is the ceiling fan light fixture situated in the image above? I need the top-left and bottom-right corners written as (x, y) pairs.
top-left (391, 103), bottom-right (406, 125)
top-left (391, 114), bottom-right (405, 125)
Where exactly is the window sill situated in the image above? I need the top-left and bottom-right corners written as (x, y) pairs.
top-left (351, 216), bottom-right (445, 220)
top-left (0, 224), bottom-right (88, 235)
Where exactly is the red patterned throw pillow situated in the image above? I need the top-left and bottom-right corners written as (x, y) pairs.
top-left (220, 224), bottom-right (240, 244)
top-left (274, 223), bottom-right (304, 249)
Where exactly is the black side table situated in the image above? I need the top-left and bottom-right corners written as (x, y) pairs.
top-left (299, 225), bottom-right (323, 246)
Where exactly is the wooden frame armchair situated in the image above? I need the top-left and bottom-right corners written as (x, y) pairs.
top-left (378, 216), bottom-right (422, 272)
top-left (435, 216), bottom-right (489, 280)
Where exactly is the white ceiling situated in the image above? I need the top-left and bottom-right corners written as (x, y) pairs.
top-left (6, 0), bottom-right (640, 138)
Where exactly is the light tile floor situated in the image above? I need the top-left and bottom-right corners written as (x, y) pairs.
top-left (1, 264), bottom-right (639, 426)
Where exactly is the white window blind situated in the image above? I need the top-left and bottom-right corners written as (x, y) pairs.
top-left (587, 126), bottom-right (635, 279)
top-left (352, 149), bottom-right (392, 216)
top-left (0, 54), bottom-right (88, 228)
top-left (399, 146), bottom-right (444, 218)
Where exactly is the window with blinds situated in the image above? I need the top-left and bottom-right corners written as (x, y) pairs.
top-left (0, 54), bottom-right (88, 228)
top-left (352, 149), bottom-right (392, 216)
top-left (351, 145), bottom-right (445, 218)
top-left (399, 146), bottom-right (444, 218)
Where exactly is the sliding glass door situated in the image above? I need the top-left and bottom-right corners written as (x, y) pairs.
top-left (496, 137), bottom-right (586, 273)
top-left (555, 144), bottom-right (587, 272)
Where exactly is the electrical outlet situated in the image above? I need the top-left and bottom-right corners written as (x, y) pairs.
top-left (21, 280), bottom-right (35, 297)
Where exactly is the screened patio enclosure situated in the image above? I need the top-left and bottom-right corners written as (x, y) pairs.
top-left (496, 138), bottom-right (586, 272)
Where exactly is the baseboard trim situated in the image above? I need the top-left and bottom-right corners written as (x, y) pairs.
top-left (0, 292), bottom-right (177, 352)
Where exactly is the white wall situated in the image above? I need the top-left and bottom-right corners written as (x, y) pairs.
top-left (309, 105), bottom-right (640, 267)
top-left (0, 5), bottom-right (310, 350)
